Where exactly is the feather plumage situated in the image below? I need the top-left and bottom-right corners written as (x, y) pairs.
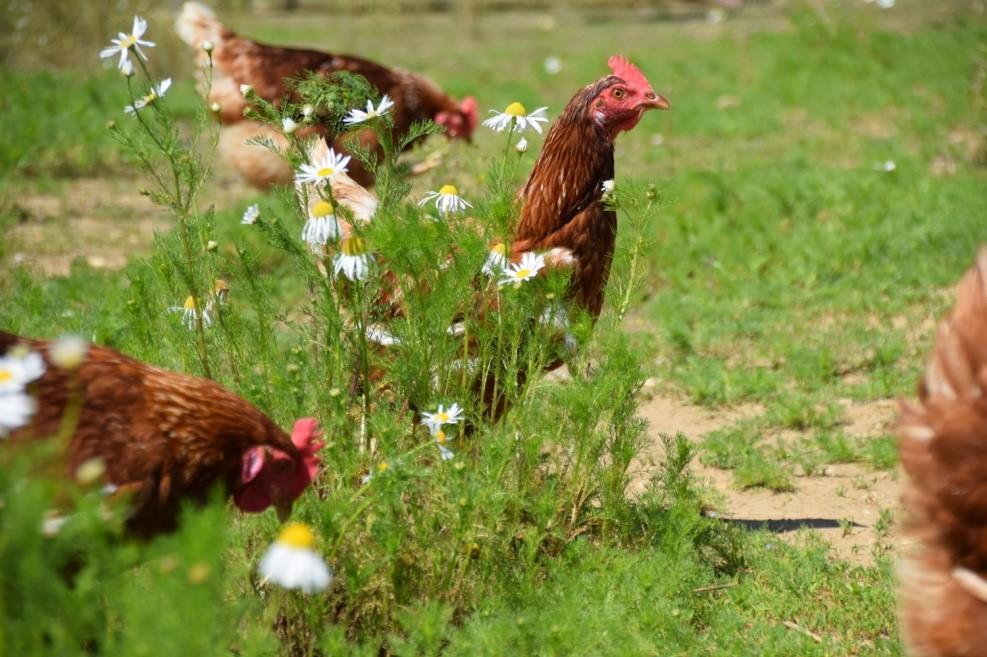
top-left (898, 248), bottom-right (987, 656)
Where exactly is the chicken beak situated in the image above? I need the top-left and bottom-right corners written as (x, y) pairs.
top-left (275, 499), bottom-right (293, 523)
top-left (641, 94), bottom-right (670, 111)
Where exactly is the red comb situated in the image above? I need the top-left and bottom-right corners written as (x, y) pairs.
top-left (291, 417), bottom-right (323, 452)
top-left (607, 55), bottom-right (653, 91)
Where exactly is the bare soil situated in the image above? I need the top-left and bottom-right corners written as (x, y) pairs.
top-left (632, 393), bottom-right (903, 564)
top-left (6, 178), bottom-right (167, 277)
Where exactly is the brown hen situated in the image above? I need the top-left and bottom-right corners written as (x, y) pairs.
top-left (898, 248), bottom-right (987, 656)
top-left (176, 2), bottom-right (477, 189)
top-left (1, 331), bottom-right (322, 538)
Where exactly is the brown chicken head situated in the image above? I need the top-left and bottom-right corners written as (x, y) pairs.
top-left (233, 417), bottom-right (323, 521)
top-left (591, 55), bottom-right (670, 137)
top-left (436, 96), bottom-right (478, 141)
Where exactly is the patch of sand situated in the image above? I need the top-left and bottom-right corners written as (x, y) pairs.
top-left (7, 178), bottom-right (167, 277)
top-left (633, 393), bottom-right (903, 565)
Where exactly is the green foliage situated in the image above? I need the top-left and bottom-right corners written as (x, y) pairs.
top-left (5, 3), bottom-right (983, 655)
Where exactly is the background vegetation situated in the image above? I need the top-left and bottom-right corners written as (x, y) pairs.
top-left (1, 0), bottom-right (984, 655)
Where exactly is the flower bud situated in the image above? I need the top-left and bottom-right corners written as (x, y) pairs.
top-left (201, 40), bottom-right (214, 53)
top-left (120, 59), bottom-right (134, 78)
top-left (239, 83), bottom-right (253, 97)
top-left (282, 117), bottom-right (298, 134)
top-left (515, 137), bottom-right (528, 153)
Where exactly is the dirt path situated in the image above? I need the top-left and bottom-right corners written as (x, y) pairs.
top-left (6, 178), bottom-right (168, 277)
top-left (632, 393), bottom-right (903, 565)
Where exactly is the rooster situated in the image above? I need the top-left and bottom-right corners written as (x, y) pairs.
top-left (898, 249), bottom-right (987, 656)
top-left (1, 331), bottom-right (322, 538)
top-left (175, 2), bottom-right (478, 189)
top-left (312, 55), bottom-right (668, 417)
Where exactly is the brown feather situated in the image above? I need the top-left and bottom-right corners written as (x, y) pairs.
top-left (2, 331), bottom-right (296, 537)
top-left (177, 2), bottom-right (465, 189)
top-left (513, 78), bottom-right (621, 318)
top-left (899, 248), bottom-right (987, 656)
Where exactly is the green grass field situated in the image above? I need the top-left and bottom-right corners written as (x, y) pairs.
top-left (1, 2), bottom-right (985, 655)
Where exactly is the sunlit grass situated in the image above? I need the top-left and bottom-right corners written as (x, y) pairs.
top-left (1, 3), bottom-right (984, 655)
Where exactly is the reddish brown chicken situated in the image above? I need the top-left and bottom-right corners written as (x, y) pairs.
top-left (510, 55), bottom-right (669, 318)
top-left (898, 248), bottom-right (987, 656)
top-left (176, 2), bottom-right (477, 189)
top-left (0, 331), bottom-right (322, 538)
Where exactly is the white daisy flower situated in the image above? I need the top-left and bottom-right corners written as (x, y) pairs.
top-left (418, 184), bottom-right (472, 215)
top-left (240, 83), bottom-right (253, 96)
top-left (482, 243), bottom-right (509, 277)
top-left (333, 237), bottom-right (373, 282)
top-left (543, 56), bottom-right (562, 75)
top-left (0, 392), bottom-right (37, 438)
top-left (258, 523), bottom-right (332, 594)
top-left (433, 428), bottom-right (455, 461)
top-left (301, 200), bottom-right (342, 251)
top-left (171, 296), bottom-right (213, 331)
top-left (242, 203), bottom-right (260, 225)
top-left (421, 402), bottom-right (464, 433)
top-left (124, 78), bottom-right (171, 115)
top-left (343, 95), bottom-right (395, 126)
top-left (498, 252), bottom-right (546, 288)
top-left (99, 16), bottom-right (154, 70)
top-left (0, 348), bottom-right (45, 395)
top-left (515, 137), bottom-right (529, 153)
top-left (876, 0), bottom-right (895, 8)
top-left (282, 117), bottom-right (299, 135)
top-left (295, 148), bottom-right (351, 187)
top-left (601, 178), bottom-right (616, 202)
top-left (49, 335), bottom-right (88, 370)
top-left (482, 102), bottom-right (550, 134)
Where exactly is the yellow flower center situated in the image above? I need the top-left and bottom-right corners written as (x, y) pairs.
top-left (491, 243), bottom-right (506, 256)
top-left (0, 369), bottom-right (12, 384)
top-left (183, 296), bottom-right (198, 311)
top-left (277, 522), bottom-right (316, 550)
top-left (377, 462), bottom-right (389, 473)
top-left (122, 34), bottom-right (138, 48)
top-left (316, 167), bottom-right (335, 178)
top-left (311, 200), bottom-right (333, 218)
top-left (213, 279), bottom-right (229, 294)
top-left (435, 429), bottom-right (448, 445)
top-left (438, 184), bottom-right (458, 196)
top-left (436, 412), bottom-right (450, 423)
top-left (341, 237), bottom-right (366, 257)
top-left (515, 269), bottom-right (531, 279)
top-left (505, 102), bottom-right (527, 117)
top-left (142, 91), bottom-right (157, 105)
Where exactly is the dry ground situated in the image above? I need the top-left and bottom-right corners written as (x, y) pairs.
top-left (631, 392), bottom-right (903, 564)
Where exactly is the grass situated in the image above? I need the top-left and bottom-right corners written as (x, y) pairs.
top-left (2, 2), bottom-right (985, 655)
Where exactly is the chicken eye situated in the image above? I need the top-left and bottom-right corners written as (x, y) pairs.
top-left (613, 88), bottom-right (626, 99)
